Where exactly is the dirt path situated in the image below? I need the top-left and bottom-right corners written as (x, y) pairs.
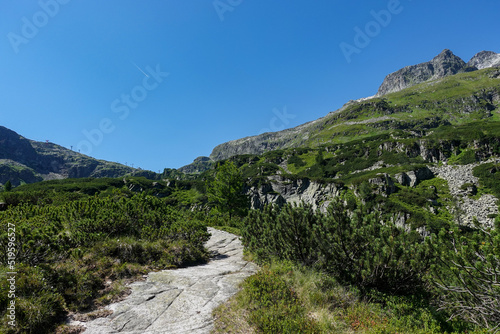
top-left (74, 228), bottom-right (258, 334)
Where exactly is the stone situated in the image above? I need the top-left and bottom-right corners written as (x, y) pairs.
top-left (247, 176), bottom-right (341, 212)
top-left (394, 167), bottom-right (434, 187)
top-left (72, 228), bottom-right (258, 334)
top-left (430, 160), bottom-right (499, 228)
top-left (368, 173), bottom-right (397, 196)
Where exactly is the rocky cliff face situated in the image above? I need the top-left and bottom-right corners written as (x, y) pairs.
top-left (430, 161), bottom-right (499, 228)
top-left (376, 49), bottom-right (468, 96)
top-left (377, 50), bottom-right (500, 96)
top-left (467, 51), bottom-right (500, 70)
top-left (200, 49), bottom-right (500, 165)
top-left (209, 118), bottom-right (322, 161)
top-left (244, 136), bottom-right (500, 228)
top-left (247, 162), bottom-right (498, 228)
top-left (0, 126), bottom-right (134, 186)
top-left (247, 175), bottom-right (343, 212)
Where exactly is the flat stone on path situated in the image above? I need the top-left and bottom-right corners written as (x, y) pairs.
top-left (75, 228), bottom-right (258, 334)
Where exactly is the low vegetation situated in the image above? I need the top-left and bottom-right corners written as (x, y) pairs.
top-left (0, 178), bottom-right (209, 334)
top-left (2, 146), bottom-right (499, 333)
top-left (1, 69), bottom-right (500, 332)
top-left (214, 198), bottom-right (499, 333)
top-left (213, 261), bottom-right (490, 334)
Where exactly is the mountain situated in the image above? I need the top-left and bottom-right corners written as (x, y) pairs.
top-left (376, 49), bottom-right (470, 96)
top-left (377, 49), bottom-right (500, 96)
top-left (180, 50), bottom-right (499, 166)
top-left (467, 50), bottom-right (500, 69)
top-left (177, 156), bottom-right (214, 174)
top-left (0, 126), bottom-right (135, 187)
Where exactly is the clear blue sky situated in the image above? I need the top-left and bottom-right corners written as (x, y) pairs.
top-left (1, 0), bottom-right (499, 171)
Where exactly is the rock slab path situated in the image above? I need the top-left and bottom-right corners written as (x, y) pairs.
top-left (77, 228), bottom-right (258, 334)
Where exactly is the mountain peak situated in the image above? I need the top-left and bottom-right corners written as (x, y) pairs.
top-left (467, 50), bottom-right (500, 70)
top-left (376, 49), bottom-right (469, 96)
top-left (435, 48), bottom-right (453, 57)
top-left (432, 49), bottom-right (461, 62)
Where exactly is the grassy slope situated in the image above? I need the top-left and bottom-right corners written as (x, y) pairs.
top-left (303, 67), bottom-right (500, 146)
top-left (212, 262), bottom-right (488, 334)
top-left (210, 69), bottom-right (500, 334)
top-left (0, 177), bottom-right (210, 334)
top-left (211, 68), bottom-right (500, 191)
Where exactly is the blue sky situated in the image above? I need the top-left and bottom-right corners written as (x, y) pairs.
top-left (0, 0), bottom-right (499, 171)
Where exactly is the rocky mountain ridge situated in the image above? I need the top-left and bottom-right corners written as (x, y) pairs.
top-left (0, 126), bottom-right (135, 187)
top-left (179, 50), bottom-right (500, 169)
top-left (376, 49), bottom-right (469, 96)
top-left (376, 49), bottom-right (500, 96)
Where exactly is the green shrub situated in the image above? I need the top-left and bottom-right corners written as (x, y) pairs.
top-left (207, 161), bottom-right (249, 218)
top-left (448, 149), bottom-right (477, 165)
top-left (0, 207), bottom-right (66, 266)
top-left (0, 265), bottom-right (66, 334)
top-left (315, 201), bottom-right (432, 294)
top-left (287, 154), bottom-right (306, 168)
top-left (243, 204), bottom-right (318, 266)
top-left (243, 200), bottom-right (433, 295)
top-left (429, 219), bottom-right (500, 331)
top-left (473, 162), bottom-right (500, 198)
top-left (239, 268), bottom-right (320, 333)
top-left (0, 190), bottom-right (210, 331)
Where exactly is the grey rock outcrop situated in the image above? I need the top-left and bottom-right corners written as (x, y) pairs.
top-left (376, 49), bottom-right (467, 96)
top-left (247, 176), bottom-right (342, 211)
top-left (368, 173), bottom-right (397, 196)
top-left (209, 124), bottom-right (312, 162)
top-left (467, 51), bottom-right (500, 70)
top-left (376, 50), bottom-right (500, 97)
top-left (394, 167), bottom-right (434, 187)
top-left (74, 228), bottom-right (258, 334)
top-left (367, 167), bottom-right (434, 196)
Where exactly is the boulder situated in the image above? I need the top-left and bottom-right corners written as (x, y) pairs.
top-left (368, 173), bottom-right (397, 196)
top-left (394, 167), bottom-right (434, 187)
